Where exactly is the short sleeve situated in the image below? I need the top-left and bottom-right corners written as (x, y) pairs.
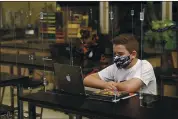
top-left (98, 64), bottom-right (115, 82)
top-left (133, 61), bottom-right (155, 86)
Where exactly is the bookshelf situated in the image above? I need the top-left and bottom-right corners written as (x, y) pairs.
top-left (40, 12), bottom-right (64, 43)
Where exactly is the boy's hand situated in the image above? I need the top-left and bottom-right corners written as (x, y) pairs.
top-left (103, 81), bottom-right (117, 90)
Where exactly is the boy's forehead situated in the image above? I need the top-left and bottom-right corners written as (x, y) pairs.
top-left (113, 44), bottom-right (129, 54)
top-left (113, 44), bottom-right (127, 50)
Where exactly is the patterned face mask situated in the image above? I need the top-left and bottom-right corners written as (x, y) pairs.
top-left (113, 55), bottom-right (132, 69)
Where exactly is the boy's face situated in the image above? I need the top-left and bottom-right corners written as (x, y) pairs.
top-left (113, 44), bottom-right (137, 59)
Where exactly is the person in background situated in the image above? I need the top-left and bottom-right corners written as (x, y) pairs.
top-left (84, 34), bottom-right (157, 95)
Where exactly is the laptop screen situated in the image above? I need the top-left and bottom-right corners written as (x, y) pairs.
top-left (53, 63), bottom-right (86, 96)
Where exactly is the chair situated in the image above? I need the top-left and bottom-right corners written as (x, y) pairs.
top-left (16, 67), bottom-right (44, 119)
top-left (154, 67), bottom-right (178, 96)
top-left (153, 67), bottom-right (162, 95)
top-left (0, 104), bottom-right (14, 119)
top-left (0, 73), bottom-right (44, 119)
top-left (20, 78), bottom-right (44, 119)
top-left (0, 74), bottom-right (14, 119)
top-left (11, 78), bottom-right (44, 119)
top-left (160, 75), bottom-right (178, 96)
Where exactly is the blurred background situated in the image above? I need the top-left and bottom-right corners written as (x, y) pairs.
top-left (0, 1), bottom-right (177, 97)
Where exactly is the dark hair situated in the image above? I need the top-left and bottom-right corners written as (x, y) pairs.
top-left (113, 34), bottom-right (139, 53)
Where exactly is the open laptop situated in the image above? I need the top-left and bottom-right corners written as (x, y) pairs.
top-left (53, 63), bottom-right (88, 96)
top-left (53, 63), bottom-right (130, 102)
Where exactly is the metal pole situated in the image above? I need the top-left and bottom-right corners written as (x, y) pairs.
top-left (0, 2), bottom-right (3, 28)
top-left (139, 2), bottom-right (144, 101)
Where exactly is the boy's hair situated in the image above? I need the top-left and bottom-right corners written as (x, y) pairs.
top-left (113, 34), bottom-right (139, 53)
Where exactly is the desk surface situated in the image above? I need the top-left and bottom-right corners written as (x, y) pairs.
top-left (0, 54), bottom-right (53, 70)
top-left (20, 91), bottom-right (178, 119)
top-left (0, 41), bottom-right (52, 51)
top-left (0, 72), bottom-right (28, 86)
top-left (0, 54), bottom-right (93, 73)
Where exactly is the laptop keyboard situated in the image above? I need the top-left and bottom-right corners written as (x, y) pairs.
top-left (47, 89), bottom-right (128, 102)
top-left (88, 94), bottom-right (114, 102)
top-left (86, 90), bottom-right (130, 102)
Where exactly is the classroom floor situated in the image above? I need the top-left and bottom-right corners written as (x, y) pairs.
top-left (1, 86), bottom-right (82, 119)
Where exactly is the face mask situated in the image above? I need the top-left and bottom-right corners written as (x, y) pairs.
top-left (113, 55), bottom-right (132, 69)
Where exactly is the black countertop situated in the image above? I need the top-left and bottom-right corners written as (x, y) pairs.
top-left (0, 54), bottom-right (54, 70)
top-left (0, 42), bottom-right (51, 51)
top-left (20, 91), bottom-right (178, 119)
top-left (0, 54), bottom-right (97, 75)
top-left (0, 72), bottom-right (28, 86)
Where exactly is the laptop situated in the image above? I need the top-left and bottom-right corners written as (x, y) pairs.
top-left (53, 63), bottom-right (130, 102)
top-left (53, 63), bottom-right (87, 96)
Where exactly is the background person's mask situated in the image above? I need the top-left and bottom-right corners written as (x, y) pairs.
top-left (113, 55), bottom-right (132, 69)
